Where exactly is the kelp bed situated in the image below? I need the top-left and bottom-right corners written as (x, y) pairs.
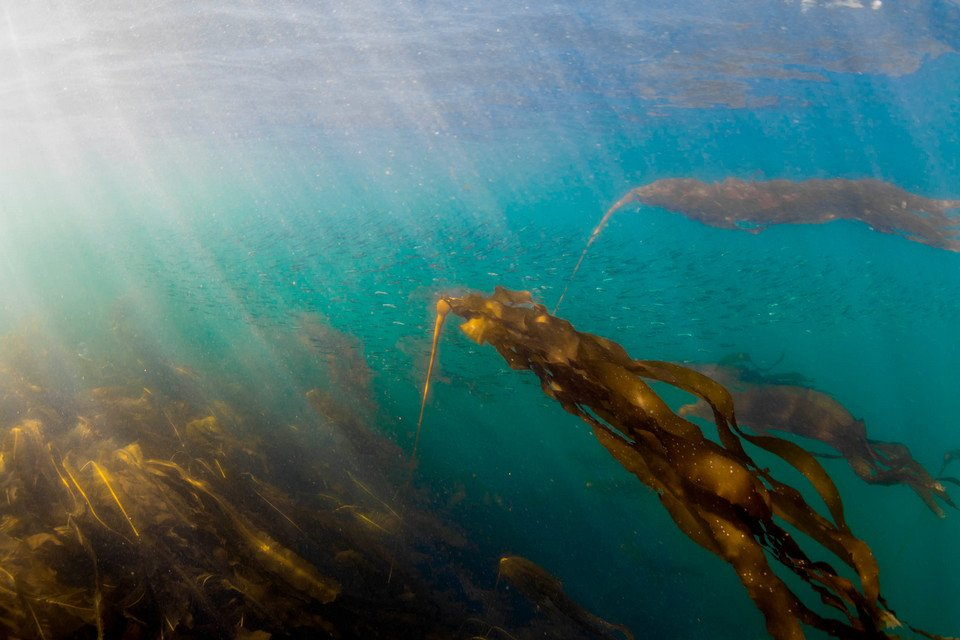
top-left (0, 313), bottom-right (624, 640)
top-left (420, 287), bottom-right (956, 640)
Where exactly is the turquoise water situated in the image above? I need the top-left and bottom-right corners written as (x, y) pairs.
top-left (2, 2), bottom-right (960, 638)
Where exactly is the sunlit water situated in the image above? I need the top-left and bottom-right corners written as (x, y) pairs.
top-left (2, 2), bottom-right (960, 638)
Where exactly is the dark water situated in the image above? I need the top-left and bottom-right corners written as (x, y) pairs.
top-left (2, 2), bottom-right (959, 638)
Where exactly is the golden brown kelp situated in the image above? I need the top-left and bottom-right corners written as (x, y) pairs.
top-left (498, 556), bottom-right (634, 640)
top-left (422, 287), bottom-right (952, 640)
top-left (558, 178), bottom-right (960, 309)
top-left (0, 318), bottom-right (576, 640)
top-left (679, 363), bottom-right (954, 517)
top-left (0, 420), bottom-right (345, 637)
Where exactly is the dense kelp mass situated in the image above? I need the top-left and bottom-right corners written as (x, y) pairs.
top-left (421, 287), bottom-right (952, 640)
top-left (0, 315), bottom-right (619, 640)
top-left (678, 359), bottom-right (954, 517)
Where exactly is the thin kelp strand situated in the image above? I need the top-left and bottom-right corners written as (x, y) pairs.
top-left (86, 461), bottom-right (140, 539)
top-left (412, 298), bottom-right (450, 464)
top-left (62, 461), bottom-right (123, 537)
top-left (0, 566), bottom-right (15, 592)
top-left (555, 190), bottom-right (641, 313)
top-left (392, 298), bottom-right (453, 587)
top-left (25, 600), bottom-right (47, 640)
top-left (347, 469), bottom-right (400, 519)
top-left (252, 487), bottom-right (304, 534)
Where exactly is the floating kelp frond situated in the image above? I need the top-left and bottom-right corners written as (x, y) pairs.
top-left (628, 178), bottom-right (960, 246)
top-left (557, 178), bottom-right (960, 309)
top-left (679, 363), bottom-right (954, 517)
top-left (422, 287), bottom-right (952, 640)
top-left (498, 555), bottom-right (634, 640)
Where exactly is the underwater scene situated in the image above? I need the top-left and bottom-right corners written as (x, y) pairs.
top-left (2, 2), bottom-right (960, 639)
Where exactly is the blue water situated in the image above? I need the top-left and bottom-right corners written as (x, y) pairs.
top-left (2, 2), bottom-right (960, 638)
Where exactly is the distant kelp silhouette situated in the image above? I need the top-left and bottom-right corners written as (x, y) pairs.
top-left (679, 360), bottom-right (954, 517)
top-left (557, 178), bottom-right (960, 309)
top-left (418, 287), bottom-right (954, 640)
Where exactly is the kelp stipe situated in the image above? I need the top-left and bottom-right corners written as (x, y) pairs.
top-left (555, 190), bottom-right (641, 312)
top-left (418, 287), bottom-right (956, 640)
top-left (412, 298), bottom-right (450, 466)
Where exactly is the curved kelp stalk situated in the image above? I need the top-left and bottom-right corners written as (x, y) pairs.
top-left (557, 178), bottom-right (960, 310)
top-left (679, 363), bottom-right (954, 517)
top-left (412, 299), bottom-right (451, 465)
top-left (418, 287), bottom-right (954, 640)
top-left (938, 450), bottom-right (960, 488)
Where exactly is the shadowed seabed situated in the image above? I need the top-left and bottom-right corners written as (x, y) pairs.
top-left (0, 311), bottom-right (623, 640)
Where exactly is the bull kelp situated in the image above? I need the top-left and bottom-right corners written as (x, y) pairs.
top-left (557, 178), bottom-right (960, 309)
top-left (418, 287), bottom-right (953, 640)
top-left (0, 314), bottom-right (618, 640)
